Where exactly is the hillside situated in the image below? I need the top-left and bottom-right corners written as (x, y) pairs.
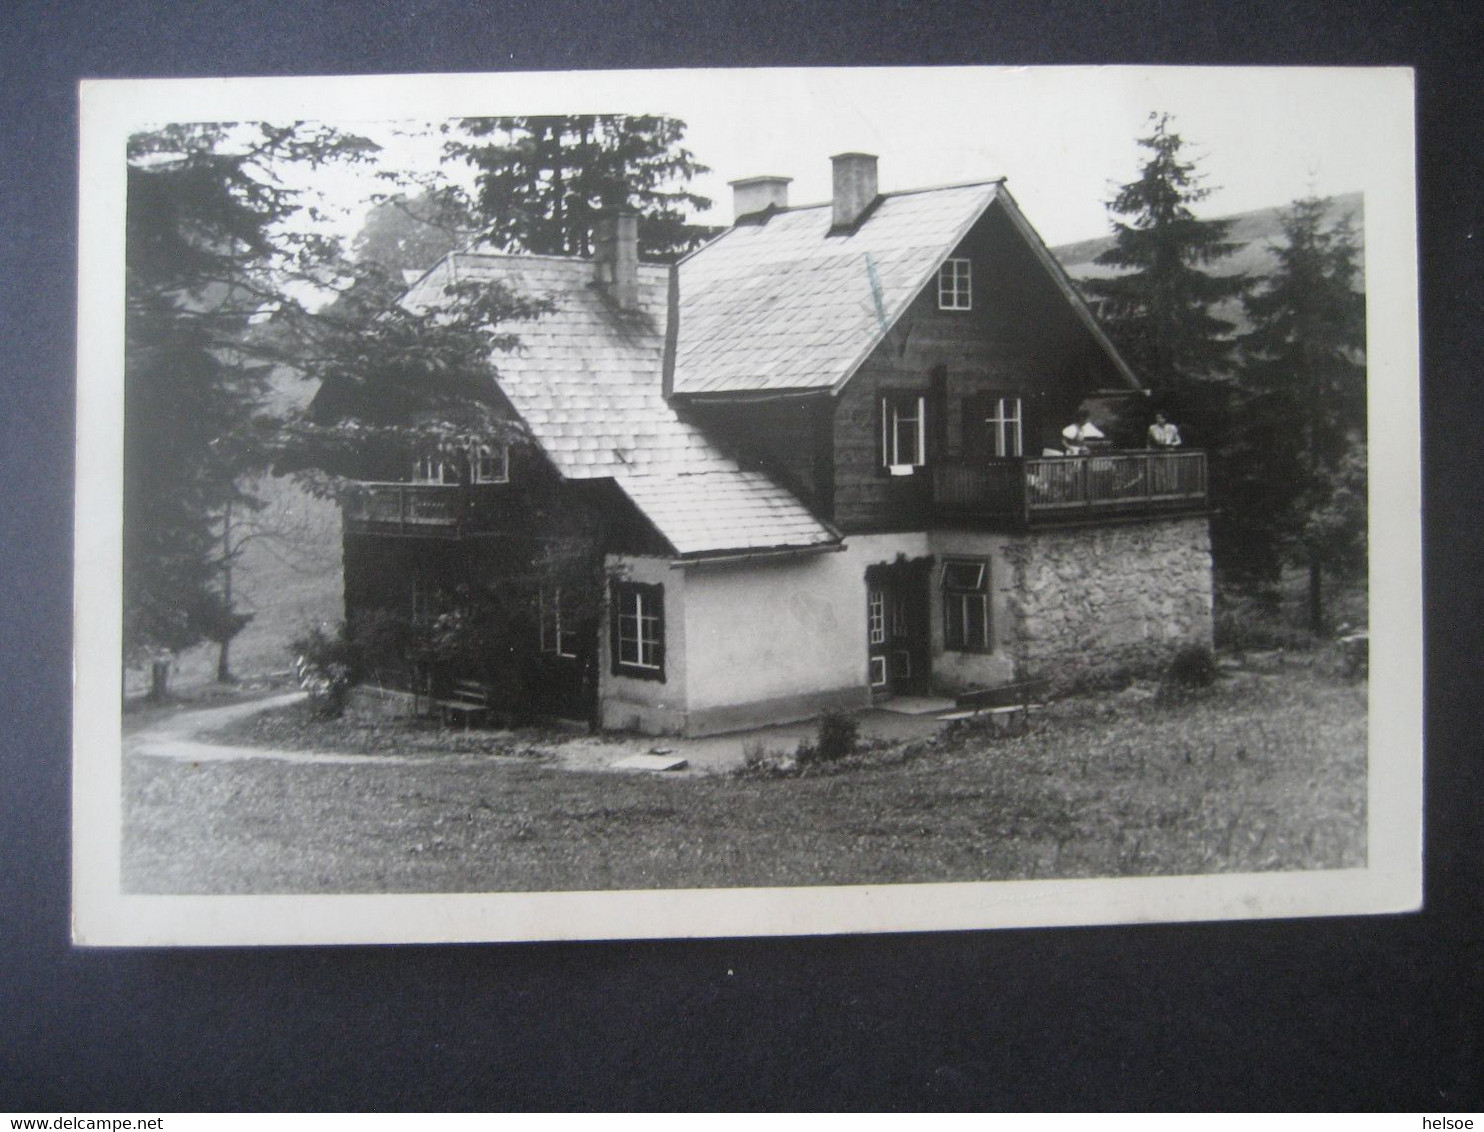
top-left (1051, 192), bottom-right (1365, 334)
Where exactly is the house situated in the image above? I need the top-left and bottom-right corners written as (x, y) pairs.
top-left (339, 153), bottom-right (1214, 736)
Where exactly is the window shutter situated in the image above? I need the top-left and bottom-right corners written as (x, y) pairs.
top-left (649, 583), bottom-right (665, 677)
top-left (609, 582), bottom-right (623, 677)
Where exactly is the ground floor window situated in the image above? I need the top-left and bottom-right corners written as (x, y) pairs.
top-left (539, 585), bottom-right (579, 658)
top-left (942, 557), bottom-right (991, 651)
top-left (611, 581), bottom-right (665, 680)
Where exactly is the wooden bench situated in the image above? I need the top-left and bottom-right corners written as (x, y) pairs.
top-left (949, 679), bottom-right (1049, 733)
top-left (435, 679), bottom-right (491, 728)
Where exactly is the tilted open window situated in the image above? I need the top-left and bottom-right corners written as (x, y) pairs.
top-left (942, 557), bottom-right (991, 652)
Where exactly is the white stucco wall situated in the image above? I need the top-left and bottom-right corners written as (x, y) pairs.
top-left (598, 554), bottom-right (689, 733)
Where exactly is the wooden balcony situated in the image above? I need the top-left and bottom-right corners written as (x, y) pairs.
top-left (931, 450), bottom-right (1208, 526)
top-left (341, 482), bottom-right (509, 538)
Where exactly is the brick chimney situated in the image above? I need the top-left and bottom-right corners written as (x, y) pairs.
top-left (729, 175), bottom-right (792, 222)
top-left (593, 212), bottom-right (640, 310)
top-left (831, 152), bottom-right (879, 230)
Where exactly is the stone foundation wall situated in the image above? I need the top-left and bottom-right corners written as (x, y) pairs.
top-left (1006, 516), bottom-right (1213, 689)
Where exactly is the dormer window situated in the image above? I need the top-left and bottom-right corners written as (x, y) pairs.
top-left (938, 257), bottom-right (972, 311)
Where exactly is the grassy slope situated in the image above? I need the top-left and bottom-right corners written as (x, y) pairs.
top-left (123, 663), bottom-right (1365, 894)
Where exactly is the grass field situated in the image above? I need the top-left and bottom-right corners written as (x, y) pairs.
top-left (122, 657), bottom-right (1366, 894)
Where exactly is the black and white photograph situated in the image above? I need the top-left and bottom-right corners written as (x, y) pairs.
top-left (72, 66), bottom-right (1421, 945)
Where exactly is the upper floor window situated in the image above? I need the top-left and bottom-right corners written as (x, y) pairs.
top-left (411, 443), bottom-right (509, 485)
top-left (470, 444), bottom-right (509, 484)
top-left (938, 257), bottom-right (972, 311)
top-left (981, 396), bottom-right (1024, 458)
top-left (611, 581), bottom-right (665, 681)
top-left (881, 393), bottom-right (927, 470)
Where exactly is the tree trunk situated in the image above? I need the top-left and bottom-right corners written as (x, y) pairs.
top-left (217, 499), bottom-right (235, 683)
top-left (149, 659), bottom-right (170, 702)
top-left (1308, 561), bottom-right (1324, 634)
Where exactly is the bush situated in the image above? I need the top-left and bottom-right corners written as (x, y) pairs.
top-left (1158, 644), bottom-right (1218, 702)
top-left (1213, 590), bottom-right (1320, 652)
top-left (291, 623), bottom-right (360, 719)
top-left (796, 710), bottom-right (859, 769)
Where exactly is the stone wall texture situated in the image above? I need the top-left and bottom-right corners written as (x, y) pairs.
top-left (1006, 516), bottom-right (1213, 689)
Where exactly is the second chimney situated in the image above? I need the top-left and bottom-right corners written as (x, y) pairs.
top-left (831, 152), bottom-right (879, 230)
top-left (593, 212), bottom-right (640, 310)
top-left (729, 175), bottom-right (792, 223)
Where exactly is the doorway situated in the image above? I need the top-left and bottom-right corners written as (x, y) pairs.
top-left (865, 558), bottom-right (932, 698)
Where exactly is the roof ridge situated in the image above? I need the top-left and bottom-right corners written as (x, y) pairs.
top-left (755, 177), bottom-right (1006, 216)
top-left (450, 249), bottom-right (668, 272)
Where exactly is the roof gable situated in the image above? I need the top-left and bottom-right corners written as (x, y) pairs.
top-left (670, 181), bottom-right (1140, 397)
top-left (671, 181), bottom-right (1002, 397)
top-left (399, 251), bottom-right (838, 557)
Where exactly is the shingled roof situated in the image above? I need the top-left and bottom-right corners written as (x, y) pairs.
top-left (670, 181), bottom-right (1002, 397)
top-left (400, 253), bottom-right (839, 558)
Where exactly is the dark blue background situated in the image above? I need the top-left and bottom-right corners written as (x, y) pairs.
top-left (3, 0), bottom-right (1479, 1110)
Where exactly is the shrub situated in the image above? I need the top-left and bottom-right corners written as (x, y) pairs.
top-left (291, 623), bottom-right (360, 719)
top-left (1213, 592), bottom-right (1320, 652)
top-left (1159, 644), bottom-right (1218, 701)
top-left (796, 710), bottom-right (859, 769)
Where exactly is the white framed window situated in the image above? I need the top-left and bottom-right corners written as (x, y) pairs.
top-left (868, 587), bottom-right (886, 645)
top-left (880, 394), bottom-right (927, 469)
top-left (539, 585), bottom-right (579, 658)
top-left (411, 454), bottom-right (458, 484)
top-left (938, 257), bottom-right (972, 311)
top-left (869, 655), bottom-right (889, 688)
top-left (411, 443), bottom-right (509, 485)
top-left (470, 443), bottom-right (509, 484)
top-left (983, 396), bottom-right (1024, 458)
top-left (943, 558), bottom-right (991, 652)
top-left (612, 581), bottom-right (664, 680)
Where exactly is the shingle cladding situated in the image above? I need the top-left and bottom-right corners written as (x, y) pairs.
top-left (671, 181), bottom-right (1002, 395)
top-left (400, 252), bottom-right (838, 557)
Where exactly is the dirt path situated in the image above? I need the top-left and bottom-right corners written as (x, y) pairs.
top-left (125, 692), bottom-right (951, 776)
top-left (125, 691), bottom-right (448, 766)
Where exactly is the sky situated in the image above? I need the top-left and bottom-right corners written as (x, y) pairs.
top-left (244, 66), bottom-right (1413, 254)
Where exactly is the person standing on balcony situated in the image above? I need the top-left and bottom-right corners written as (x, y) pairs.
top-left (1061, 410), bottom-right (1105, 456)
top-left (1147, 411), bottom-right (1183, 449)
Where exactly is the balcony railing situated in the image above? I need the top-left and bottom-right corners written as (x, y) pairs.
top-left (932, 450), bottom-right (1208, 525)
top-left (341, 482), bottom-right (507, 537)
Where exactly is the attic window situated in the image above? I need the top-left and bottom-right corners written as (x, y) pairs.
top-left (938, 258), bottom-right (972, 311)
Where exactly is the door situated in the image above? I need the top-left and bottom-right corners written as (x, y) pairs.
top-left (866, 560), bottom-right (932, 697)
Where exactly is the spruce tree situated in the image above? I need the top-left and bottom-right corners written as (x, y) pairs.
top-left (1085, 113), bottom-right (1246, 392)
top-left (124, 122), bottom-right (377, 685)
top-left (1237, 196), bottom-right (1367, 630)
top-left (446, 115), bottom-right (716, 261)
